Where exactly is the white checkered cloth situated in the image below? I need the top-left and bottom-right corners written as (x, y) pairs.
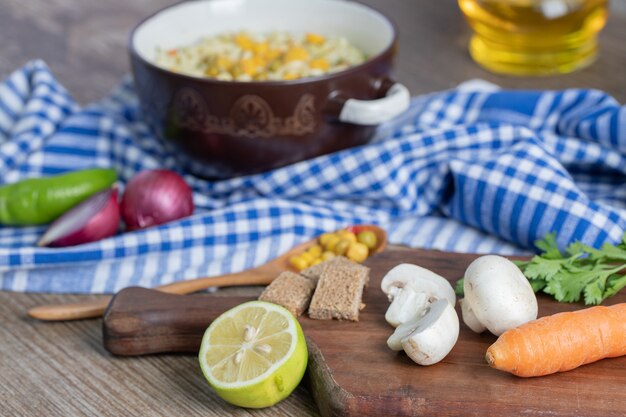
top-left (1, 60), bottom-right (625, 293)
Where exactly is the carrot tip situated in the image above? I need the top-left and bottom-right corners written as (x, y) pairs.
top-left (485, 350), bottom-right (495, 367)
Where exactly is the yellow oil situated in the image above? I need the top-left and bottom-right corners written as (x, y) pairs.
top-left (458, 0), bottom-right (608, 75)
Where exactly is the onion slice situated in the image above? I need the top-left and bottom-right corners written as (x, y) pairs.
top-left (38, 188), bottom-right (120, 247)
top-left (121, 169), bottom-right (194, 231)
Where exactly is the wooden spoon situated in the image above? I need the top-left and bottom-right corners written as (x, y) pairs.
top-left (27, 225), bottom-right (387, 321)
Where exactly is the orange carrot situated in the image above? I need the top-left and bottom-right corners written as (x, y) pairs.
top-left (486, 303), bottom-right (626, 377)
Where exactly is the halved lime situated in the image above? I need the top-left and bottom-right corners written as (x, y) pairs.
top-left (198, 301), bottom-right (308, 408)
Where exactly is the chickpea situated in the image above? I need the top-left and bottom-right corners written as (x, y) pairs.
top-left (346, 242), bottom-right (369, 263)
top-left (321, 251), bottom-right (336, 261)
top-left (357, 230), bottom-right (378, 250)
top-left (289, 255), bottom-right (309, 271)
top-left (309, 258), bottom-right (323, 267)
top-left (301, 228), bottom-right (374, 268)
top-left (307, 244), bottom-right (323, 257)
top-left (333, 239), bottom-right (351, 256)
top-left (337, 229), bottom-right (357, 243)
top-left (324, 234), bottom-right (341, 252)
top-left (319, 233), bottom-right (335, 247)
top-left (299, 252), bottom-right (315, 264)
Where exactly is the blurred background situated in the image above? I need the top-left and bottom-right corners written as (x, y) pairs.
top-left (0, 0), bottom-right (624, 103)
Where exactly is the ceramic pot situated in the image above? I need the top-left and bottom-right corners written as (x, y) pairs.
top-left (130, 0), bottom-right (409, 178)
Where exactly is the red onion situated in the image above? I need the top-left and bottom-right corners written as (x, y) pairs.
top-left (38, 188), bottom-right (120, 247)
top-left (121, 169), bottom-right (194, 231)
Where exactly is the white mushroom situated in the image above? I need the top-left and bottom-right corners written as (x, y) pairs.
top-left (381, 264), bottom-right (456, 327)
top-left (386, 299), bottom-right (459, 365)
top-left (460, 298), bottom-right (486, 333)
top-left (462, 255), bottom-right (538, 336)
top-left (384, 287), bottom-right (430, 327)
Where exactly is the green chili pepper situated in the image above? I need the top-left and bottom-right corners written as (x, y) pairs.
top-left (0, 168), bottom-right (117, 226)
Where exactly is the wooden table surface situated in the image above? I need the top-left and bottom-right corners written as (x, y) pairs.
top-left (1, 1), bottom-right (625, 416)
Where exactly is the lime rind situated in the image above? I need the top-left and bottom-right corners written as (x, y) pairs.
top-left (198, 301), bottom-right (308, 408)
top-left (199, 301), bottom-right (297, 388)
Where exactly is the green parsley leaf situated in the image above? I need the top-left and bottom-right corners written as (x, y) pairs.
top-left (604, 273), bottom-right (626, 299)
top-left (454, 278), bottom-right (464, 297)
top-left (529, 279), bottom-right (546, 293)
top-left (512, 259), bottom-right (529, 270)
top-left (522, 255), bottom-right (576, 281)
top-left (594, 243), bottom-right (626, 262)
top-left (534, 232), bottom-right (562, 259)
top-left (516, 232), bottom-right (626, 305)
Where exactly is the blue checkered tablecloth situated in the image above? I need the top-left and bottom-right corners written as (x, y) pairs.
top-left (1, 60), bottom-right (625, 293)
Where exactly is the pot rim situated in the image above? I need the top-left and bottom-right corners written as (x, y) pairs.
top-left (128, 0), bottom-right (399, 87)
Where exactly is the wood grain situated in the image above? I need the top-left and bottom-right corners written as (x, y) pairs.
top-left (0, 288), bottom-right (319, 417)
top-left (102, 249), bottom-right (626, 417)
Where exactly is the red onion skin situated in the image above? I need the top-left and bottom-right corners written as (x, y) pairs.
top-left (44, 189), bottom-right (120, 247)
top-left (121, 169), bottom-right (194, 231)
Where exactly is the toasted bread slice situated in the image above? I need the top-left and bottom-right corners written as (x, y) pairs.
top-left (308, 257), bottom-right (370, 321)
top-left (258, 271), bottom-right (315, 316)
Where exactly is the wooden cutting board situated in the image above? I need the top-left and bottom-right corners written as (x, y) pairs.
top-left (103, 249), bottom-right (626, 417)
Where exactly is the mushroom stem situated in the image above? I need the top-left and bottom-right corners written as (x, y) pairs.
top-left (390, 299), bottom-right (459, 365)
top-left (387, 315), bottom-right (422, 351)
top-left (385, 288), bottom-right (430, 328)
top-left (460, 298), bottom-right (487, 333)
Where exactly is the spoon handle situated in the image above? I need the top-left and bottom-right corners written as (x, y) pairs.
top-left (27, 267), bottom-right (279, 321)
top-left (157, 266), bottom-right (278, 294)
top-left (28, 298), bottom-right (112, 321)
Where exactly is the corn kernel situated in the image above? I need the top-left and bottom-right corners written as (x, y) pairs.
top-left (253, 41), bottom-right (269, 56)
top-left (306, 33), bottom-right (326, 45)
top-left (285, 46), bottom-right (310, 62)
top-left (307, 244), bottom-right (323, 257)
top-left (239, 58), bottom-right (258, 75)
top-left (310, 58), bottom-right (330, 71)
top-left (205, 67), bottom-right (220, 77)
top-left (216, 56), bottom-right (232, 70)
top-left (266, 48), bottom-right (281, 61)
top-left (282, 73), bottom-right (299, 80)
top-left (252, 55), bottom-right (266, 69)
top-left (234, 33), bottom-right (254, 50)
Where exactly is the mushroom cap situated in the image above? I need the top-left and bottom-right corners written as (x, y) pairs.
top-left (463, 255), bottom-right (538, 336)
top-left (400, 299), bottom-right (459, 365)
top-left (380, 263), bottom-right (456, 306)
